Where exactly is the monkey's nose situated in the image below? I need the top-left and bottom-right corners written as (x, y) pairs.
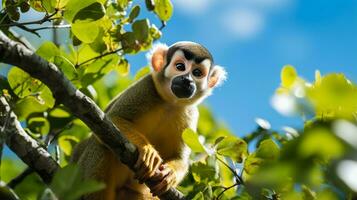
top-left (171, 76), bottom-right (196, 98)
top-left (181, 77), bottom-right (194, 88)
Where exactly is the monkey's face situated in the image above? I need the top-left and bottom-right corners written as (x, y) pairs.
top-left (149, 42), bottom-right (226, 105)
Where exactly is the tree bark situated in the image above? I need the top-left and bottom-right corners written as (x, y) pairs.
top-left (0, 97), bottom-right (59, 184)
top-left (0, 31), bottom-right (186, 200)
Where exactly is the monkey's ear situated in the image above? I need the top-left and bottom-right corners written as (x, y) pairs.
top-left (208, 65), bottom-right (227, 88)
top-left (147, 43), bottom-right (169, 72)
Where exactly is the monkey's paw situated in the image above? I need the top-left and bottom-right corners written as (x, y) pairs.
top-left (150, 164), bottom-right (177, 196)
top-left (134, 145), bottom-right (162, 183)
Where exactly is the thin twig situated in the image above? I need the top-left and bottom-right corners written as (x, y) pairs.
top-left (32, 24), bottom-right (71, 31)
top-left (159, 20), bottom-right (166, 31)
top-left (0, 181), bottom-right (20, 200)
top-left (216, 156), bottom-right (244, 184)
top-left (0, 11), bottom-right (58, 28)
top-left (215, 183), bottom-right (239, 200)
top-left (55, 144), bottom-right (60, 163)
top-left (0, 10), bottom-right (59, 37)
top-left (44, 122), bottom-right (73, 147)
top-left (7, 168), bottom-right (33, 189)
top-left (76, 48), bottom-right (123, 67)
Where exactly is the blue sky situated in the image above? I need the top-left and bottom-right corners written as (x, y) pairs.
top-left (126, 0), bottom-right (357, 136)
top-left (1, 0), bottom-right (357, 137)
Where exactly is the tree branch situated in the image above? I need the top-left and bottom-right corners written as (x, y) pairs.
top-left (0, 11), bottom-right (58, 37)
top-left (76, 48), bottom-right (123, 67)
top-left (0, 11), bottom-right (58, 28)
top-left (0, 31), bottom-right (186, 200)
top-left (32, 24), bottom-right (71, 31)
top-left (0, 96), bottom-right (59, 184)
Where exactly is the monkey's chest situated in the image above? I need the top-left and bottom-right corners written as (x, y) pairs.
top-left (133, 107), bottom-right (190, 159)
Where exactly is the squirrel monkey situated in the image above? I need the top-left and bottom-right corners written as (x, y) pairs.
top-left (72, 41), bottom-right (227, 200)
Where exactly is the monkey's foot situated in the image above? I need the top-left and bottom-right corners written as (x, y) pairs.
top-left (150, 164), bottom-right (177, 196)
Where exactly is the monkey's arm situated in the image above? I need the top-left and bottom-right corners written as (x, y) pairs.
top-left (111, 116), bottom-right (163, 181)
top-left (111, 117), bottom-right (150, 146)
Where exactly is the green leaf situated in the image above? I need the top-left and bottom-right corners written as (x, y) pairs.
top-left (117, 59), bottom-right (130, 76)
top-left (145, 0), bottom-right (155, 11)
top-left (63, 0), bottom-right (97, 22)
top-left (58, 0), bottom-right (70, 8)
top-left (77, 44), bottom-right (100, 64)
top-left (192, 192), bottom-right (204, 200)
top-left (191, 162), bottom-right (218, 183)
top-left (154, 0), bottom-right (173, 21)
top-left (255, 139), bottom-right (280, 160)
top-left (54, 56), bottom-right (77, 80)
top-left (73, 2), bottom-right (105, 23)
top-left (60, 119), bottom-right (91, 140)
top-left (243, 154), bottom-right (264, 175)
top-left (129, 5), bottom-right (140, 23)
top-left (132, 19), bottom-right (150, 42)
top-left (50, 108), bottom-right (71, 118)
top-left (307, 73), bottom-right (357, 119)
top-left (71, 21), bottom-right (100, 43)
top-left (28, 117), bottom-right (50, 135)
top-left (0, 158), bottom-right (26, 182)
top-left (14, 96), bottom-right (48, 120)
top-left (39, 188), bottom-right (57, 200)
top-left (298, 127), bottom-right (344, 161)
top-left (214, 136), bottom-right (225, 146)
top-left (58, 135), bottom-right (79, 156)
top-left (281, 65), bottom-right (297, 88)
top-left (117, 0), bottom-right (130, 11)
top-left (182, 128), bottom-right (206, 153)
top-left (30, 0), bottom-right (56, 12)
top-left (244, 139), bottom-right (280, 177)
top-left (89, 31), bottom-right (106, 53)
top-left (150, 24), bottom-right (162, 40)
top-left (216, 136), bottom-right (248, 163)
top-left (50, 164), bottom-right (105, 200)
top-left (80, 54), bottom-right (119, 87)
top-left (8, 67), bottom-right (55, 108)
top-left (134, 66), bottom-right (151, 80)
top-left (36, 41), bottom-right (60, 61)
top-left (121, 31), bottom-right (138, 54)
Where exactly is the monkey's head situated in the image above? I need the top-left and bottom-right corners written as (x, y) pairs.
top-left (148, 41), bottom-right (227, 106)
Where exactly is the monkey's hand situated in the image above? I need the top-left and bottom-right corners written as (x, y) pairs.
top-left (150, 164), bottom-right (177, 196)
top-left (134, 145), bottom-right (162, 183)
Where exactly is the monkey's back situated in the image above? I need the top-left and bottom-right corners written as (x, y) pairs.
top-left (105, 74), bottom-right (163, 121)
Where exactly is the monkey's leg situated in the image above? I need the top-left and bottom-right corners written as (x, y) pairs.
top-left (117, 184), bottom-right (159, 200)
top-left (76, 137), bottom-right (129, 200)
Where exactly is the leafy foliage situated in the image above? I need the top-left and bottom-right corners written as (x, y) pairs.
top-left (1, 1), bottom-right (357, 200)
top-left (177, 66), bottom-right (357, 200)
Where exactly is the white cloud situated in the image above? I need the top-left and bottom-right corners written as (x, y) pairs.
top-left (221, 9), bottom-right (264, 40)
top-left (241, 0), bottom-right (293, 11)
top-left (172, 0), bottom-right (295, 41)
top-left (172, 0), bottom-right (213, 15)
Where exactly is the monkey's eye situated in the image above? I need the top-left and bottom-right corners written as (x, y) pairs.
top-left (192, 68), bottom-right (203, 77)
top-left (175, 63), bottom-right (186, 71)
